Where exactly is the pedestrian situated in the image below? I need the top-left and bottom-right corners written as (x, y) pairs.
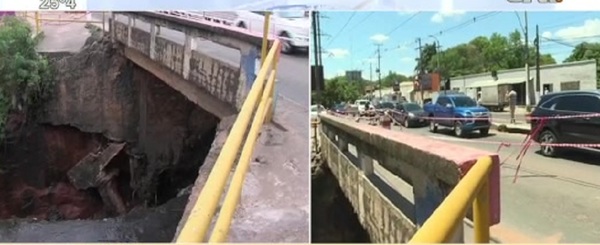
top-left (506, 88), bottom-right (517, 124)
top-left (380, 110), bottom-right (392, 129)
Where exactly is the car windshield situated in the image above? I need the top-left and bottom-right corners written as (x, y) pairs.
top-left (403, 103), bottom-right (422, 111)
top-left (452, 96), bottom-right (478, 107)
top-left (378, 102), bottom-right (395, 109)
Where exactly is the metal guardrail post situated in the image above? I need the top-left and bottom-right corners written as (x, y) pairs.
top-left (264, 43), bottom-right (281, 123)
top-left (208, 57), bottom-right (278, 243)
top-left (260, 12), bottom-right (271, 65)
top-left (175, 39), bottom-right (282, 243)
top-left (474, 177), bottom-right (490, 242)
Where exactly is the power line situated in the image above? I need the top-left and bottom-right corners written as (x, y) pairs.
top-left (348, 12), bottom-right (373, 32)
top-left (325, 12), bottom-right (356, 47)
top-left (386, 12), bottom-right (420, 36)
top-left (514, 11), bottom-right (525, 34)
top-left (427, 12), bottom-right (501, 38)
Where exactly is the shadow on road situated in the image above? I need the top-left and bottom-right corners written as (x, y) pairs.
top-left (534, 149), bottom-right (600, 166)
top-left (434, 128), bottom-right (497, 139)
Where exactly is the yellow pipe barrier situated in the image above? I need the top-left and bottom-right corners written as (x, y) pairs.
top-left (409, 156), bottom-right (492, 243)
top-left (264, 45), bottom-right (281, 123)
top-left (175, 39), bottom-right (281, 243)
top-left (209, 71), bottom-right (278, 242)
top-left (474, 176), bottom-right (490, 243)
top-left (260, 12), bottom-right (271, 66)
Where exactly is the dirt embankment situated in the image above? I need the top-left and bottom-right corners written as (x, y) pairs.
top-left (0, 32), bottom-right (220, 237)
top-left (311, 150), bottom-right (371, 243)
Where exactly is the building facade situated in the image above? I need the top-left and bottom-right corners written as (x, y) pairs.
top-left (449, 59), bottom-right (598, 105)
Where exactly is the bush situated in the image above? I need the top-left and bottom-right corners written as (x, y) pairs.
top-left (0, 16), bottom-right (53, 139)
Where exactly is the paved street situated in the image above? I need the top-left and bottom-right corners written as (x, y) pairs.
top-left (382, 124), bottom-right (600, 243)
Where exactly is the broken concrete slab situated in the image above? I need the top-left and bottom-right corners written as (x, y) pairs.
top-left (67, 143), bottom-right (126, 190)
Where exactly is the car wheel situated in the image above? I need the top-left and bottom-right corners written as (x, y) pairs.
top-left (454, 121), bottom-right (465, 138)
top-left (404, 119), bottom-right (410, 128)
top-left (279, 32), bottom-right (294, 54)
top-left (429, 119), bottom-right (437, 133)
top-left (539, 130), bottom-right (560, 157)
top-left (480, 128), bottom-right (489, 136)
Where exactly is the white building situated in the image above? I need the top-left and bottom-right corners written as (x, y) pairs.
top-left (449, 59), bottom-right (598, 105)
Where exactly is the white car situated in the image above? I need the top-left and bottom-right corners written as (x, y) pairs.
top-left (232, 9), bottom-right (310, 54)
top-left (311, 104), bottom-right (325, 122)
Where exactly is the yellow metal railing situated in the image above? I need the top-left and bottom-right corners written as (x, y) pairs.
top-left (409, 156), bottom-right (492, 243)
top-left (176, 14), bottom-right (280, 243)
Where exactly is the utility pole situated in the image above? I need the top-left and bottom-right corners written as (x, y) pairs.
top-left (524, 11), bottom-right (535, 105)
top-left (376, 43), bottom-right (382, 99)
top-left (416, 38), bottom-right (424, 105)
top-left (535, 24), bottom-right (541, 98)
top-left (311, 11), bottom-right (323, 108)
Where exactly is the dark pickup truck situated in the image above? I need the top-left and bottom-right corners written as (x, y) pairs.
top-left (423, 93), bottom-right (492, 137)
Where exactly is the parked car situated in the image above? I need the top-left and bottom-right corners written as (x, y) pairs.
top-left (423, 93), bottom-right (491, 137)
top-left (529, 90), bottom-right (600, 157)
top-left (333, 103), bottom-right (347, 115)
top-left (375, 101), bottom-right (397, 110)
top-left (392, 102), bottom-right (427, 128)
top-left (311, 104), bottom-right (325, 122)
top-left (233, 8), bottom-right (309, 54)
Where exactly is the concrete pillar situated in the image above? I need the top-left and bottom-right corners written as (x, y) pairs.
top-left (412, 174), bottom-right (446, 227)
top-left (182, 33), bottom-right (195, 80)
top-left (127, 16), bottom-right (132, 47)
top-left (149, 24), bottom-right (157, 60)
top-left (336, 135), bottom-right (348, 152)
top-left (239, 47), bottom-right (259, 91)
top-left (358, 151), bottom-right (374, 176)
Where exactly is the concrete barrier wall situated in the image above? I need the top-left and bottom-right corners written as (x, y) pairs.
top-left (111, 12), bottom-right (272, 117)
top-left (319, 113), bottom-right (500, 242)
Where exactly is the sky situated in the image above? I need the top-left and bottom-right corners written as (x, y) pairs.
top-left (319, 10), bottom-right (600, 79)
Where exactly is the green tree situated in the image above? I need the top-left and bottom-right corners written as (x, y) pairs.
top-left (0, 17), bottom-right (53, 139)
top-left (311, 76), bottom-right (362, 108)
top-left (381, 71), bottom-right (409, 88)
top-left (429, 30), bottom-right (556, 78)
top-left (564, 42), bottom-right (600, 88)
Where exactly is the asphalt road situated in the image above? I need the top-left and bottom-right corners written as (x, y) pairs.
top-left (383, 124), bottom-right (600, 243)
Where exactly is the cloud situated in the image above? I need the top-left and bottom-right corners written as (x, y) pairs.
top-left (430, 0), bottom-right (465, 23)
top-left (552, 18), bottom-right (600, 43)
top-left (327, 48), bottom-right (350, 58)
top-left (541, 31), bottom-right (553, 39)
top-left (370, 34), bottom-right (389, 43)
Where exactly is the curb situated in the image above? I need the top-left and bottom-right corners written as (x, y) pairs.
top-left (491, 123), bottom-right (530, 134)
